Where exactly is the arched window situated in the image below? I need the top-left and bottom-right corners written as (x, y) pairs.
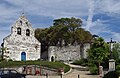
top-left (17, 27), bottom-right (21, 35)
top-left (20, 20), bottom-right (22, 25)
top-left (26, 22), bottom-right (28, 26)
top-left (26, 29), bottom-right (30, 36)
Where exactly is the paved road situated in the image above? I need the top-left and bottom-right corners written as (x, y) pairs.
top-left (26, 64), bottom-right (98, 78)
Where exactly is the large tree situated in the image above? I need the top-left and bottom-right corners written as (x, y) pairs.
top-left (35, 17), bottom-right (93, 51)
top-left (53, 17), bottom-right (83, 45)
top-left (88, 37), bottom-right (109, 74)
top-left (112, 43), bottom-right (120, 60)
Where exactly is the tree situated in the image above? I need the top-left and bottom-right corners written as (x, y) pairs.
top-left (0, 43), bottom-right (7, 61)
top-left (112, 43), bottom-right (120, 60)
top-left (35, 17), bottom-right (93, 46)
top-left (88, 37), bottom-right (109, 74)
top-left (53, 17), bottom-right (83, 45)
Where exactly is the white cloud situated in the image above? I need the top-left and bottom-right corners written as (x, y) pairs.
top-left (4, 0), bottom-right (89, 18)
top-left (0, 0), bottom-right (120, 43)
top-left (94, 0), bottom-right (120, 16)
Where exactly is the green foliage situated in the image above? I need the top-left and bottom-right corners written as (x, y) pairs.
top-left (0, 46), bottom-right (7, 61)
top-left (112, 43), bottom-right (120, 60)
top-left (72, 58), bottom-right (88, 66)
top-left (103, 71), bottom-right (119, 78)
top-left (0, 61), bottom-right (70, 73)
top-left (87, 37), bottom-right (109, 74)
top-left (116, 65), bottom-right (120, 76)
top-left (116, 59), bottom-right (120, 65)
top-left (89, 65), bottom-right (98, 75)
top-left (35, 17), bottom-right (93, 49)
top-left (88, 37), bottom-right (109, 64)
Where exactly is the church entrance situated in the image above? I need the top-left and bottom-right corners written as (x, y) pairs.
top-left (21, 52), bottom-right (26, 61)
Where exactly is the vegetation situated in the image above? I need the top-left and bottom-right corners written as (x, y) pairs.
top-left (111, 43), bottom-right (120, 76)
top-left (0, 60), bottom-right (70, 73)
top-left (72, 58), bottom-right (88, 66)
top-left (35, 17), bottom-right (93, 52)
top-left (112, 43), bottom-right (120, 61)
top-left (116, 65), bottom-right (120, 76)
top-left (87, 37), bottom-right (109, 74)
top-left (103, 71), bottom-right (119, 78)
top-left (89, 65), bottom-right (98, 75)
top-left (0, 43), bottom-right (7, 61)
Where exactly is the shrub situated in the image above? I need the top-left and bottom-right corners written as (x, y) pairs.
top-left (103, 71), bottom-right (119, 78)
top-left (89, 65), bottom-right (98, 75)
top-left (116, 65), bottom-right (120, 76)
top-left (116, 59), bottom-right (120, 65)
top-left (8, 59), bottom-right (13, 61)
top-left (72, 58), bottom-right (88, 66)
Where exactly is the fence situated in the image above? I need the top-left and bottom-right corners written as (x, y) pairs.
top-left (22, 65), bottom-right (59, 76)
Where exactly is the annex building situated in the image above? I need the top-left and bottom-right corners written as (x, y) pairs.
top-left (3, 14), bottom-right (41, 61)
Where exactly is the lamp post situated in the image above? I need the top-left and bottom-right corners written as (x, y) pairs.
top-left (109, 38), bottom-right (116, 59)
top-left (108, 38), bottom-right (116, 71)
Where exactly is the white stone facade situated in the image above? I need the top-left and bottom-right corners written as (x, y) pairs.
top-left (48, 43), bottom-right (90, 62)
top-left (3, 15), bottom-right (41, 61)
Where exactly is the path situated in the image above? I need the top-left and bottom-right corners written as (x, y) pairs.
top-left (26, 63), bottom-right (99, 78)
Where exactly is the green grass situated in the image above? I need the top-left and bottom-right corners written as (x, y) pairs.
top-left (72, 58), bottom-right (88, 66)
top-left (0, 60), bottom-right (70, 73)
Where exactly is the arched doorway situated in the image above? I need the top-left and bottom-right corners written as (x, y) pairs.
top-left (21, 52), bottom-right (26, 61)
top-left (51, 56), bottom-right (54, 62)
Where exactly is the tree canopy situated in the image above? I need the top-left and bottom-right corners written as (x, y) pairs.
top-left (88, 37), bottom-right (109, 65)
top-left (112, 43), bottom-right (120, 60)
top-left (35, 17), bottom-right (93, 51)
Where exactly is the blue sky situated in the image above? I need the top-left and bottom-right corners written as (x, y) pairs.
top-left (0, 0), bottom-right (120, 44)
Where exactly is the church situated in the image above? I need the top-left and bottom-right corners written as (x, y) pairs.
top-left (2, 14), bottom-right (41, 61)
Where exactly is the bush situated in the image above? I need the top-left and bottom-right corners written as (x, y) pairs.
top-left (8, 59), bottom-right (13, 61)
top-left (116, 65), bottom-right (120, 76)
top-left (89, 65), bottom-right (98, 75)
top-left (116, 59), bottom-right (120, 65)
top-left (72, 58), bottom-right (88, 66)
top-left (103, 71), bottom-right (119, 78)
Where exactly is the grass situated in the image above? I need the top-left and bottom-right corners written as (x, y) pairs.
top-left (0, 60), bottom-right (70, 73)
top-left (72, 58), bottom-right (88, 66)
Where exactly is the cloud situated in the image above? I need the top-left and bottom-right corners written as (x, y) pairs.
top-left (94, 0), bottom-right (120, 17)
top-left (0, 0), bottom-right (120, 43)
top-left (4, 0), bottom-right (89, 18)
top-left (86, 0), bottom-right (94, 31)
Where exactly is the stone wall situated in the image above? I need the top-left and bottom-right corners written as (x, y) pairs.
top-left (48, 44), bottom-right (90, 62)
top-left (48, 45), bottom-right (80, 62)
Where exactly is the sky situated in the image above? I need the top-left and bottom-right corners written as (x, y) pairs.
top-left (0, 0), bottom-right (120, 44)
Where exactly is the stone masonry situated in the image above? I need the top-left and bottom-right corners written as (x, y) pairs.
top-left (48, 43), bottom-right (90, 62)
top-left (3, 14), bottom-right (41, 61)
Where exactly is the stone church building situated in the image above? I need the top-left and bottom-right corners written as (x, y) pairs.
top-left (2, 14), bottom-right (91, 62)
top-left (3, 14), bottom-right (41, 61)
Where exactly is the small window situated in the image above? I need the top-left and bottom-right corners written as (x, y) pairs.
top-left (26, 22), bottom-right (28, 26)
top-left (17, 27), bottom-right (21, 35)
top-left (26, 29), bottom-right (30, 36)
top-left (20, 20), bottom-right (22, 25)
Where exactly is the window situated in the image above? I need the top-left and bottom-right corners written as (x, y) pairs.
top-left (26, 22), bottom-right (28, 26)
top-left (17, 27), bottom-right (21, 35)
top-left (20, 20), bottom-right (22, 25)
top-left (26, 29), bottom-right (30, 36)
